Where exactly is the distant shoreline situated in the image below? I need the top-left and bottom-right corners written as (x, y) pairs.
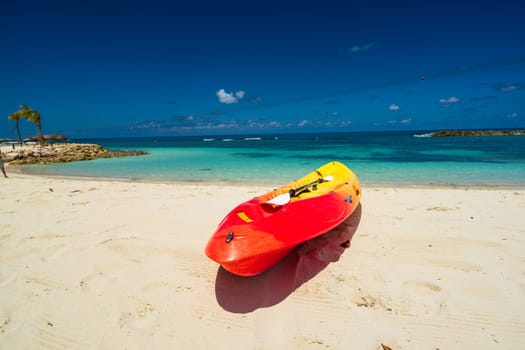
top-left (11, 168), bottom-right (525, 190)
top-left (432, 129), bottom-right (525, 137)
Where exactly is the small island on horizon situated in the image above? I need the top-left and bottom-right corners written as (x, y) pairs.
top-left (432, 129), bottom-right (525, 137)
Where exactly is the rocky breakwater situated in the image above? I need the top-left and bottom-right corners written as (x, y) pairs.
top-left (433, 129), bottom-right (525, 137)
top-left (4, 143), bottom-right (148, 165)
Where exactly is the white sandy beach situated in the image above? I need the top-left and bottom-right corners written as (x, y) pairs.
top-left (1, 172), bottom-right (524, 349)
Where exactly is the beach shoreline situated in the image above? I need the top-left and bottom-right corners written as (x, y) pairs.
top-left (1, 173), bottom-right (524, 349)
top-left (8, 165), bottom-right (525, 190)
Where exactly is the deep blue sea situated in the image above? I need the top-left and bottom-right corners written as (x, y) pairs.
top-left (20, 131), bottom-right (525, 187)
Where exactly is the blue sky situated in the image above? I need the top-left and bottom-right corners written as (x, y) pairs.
top-left (1, 0), bottom-right (524, 138)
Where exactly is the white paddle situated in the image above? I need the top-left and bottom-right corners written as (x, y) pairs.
top-left (266, 175), bottom-right (334, 205)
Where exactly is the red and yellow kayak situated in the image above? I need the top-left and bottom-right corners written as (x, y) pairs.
top-left (205, 161), bottom-right (361, 276)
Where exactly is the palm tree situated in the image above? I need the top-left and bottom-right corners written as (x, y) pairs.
top-left (25, 108), bottom-right (44, 146)
top-left (8, 105), bottom-right (45, 146)
top-left (7, 109), bottom-right (24, 145)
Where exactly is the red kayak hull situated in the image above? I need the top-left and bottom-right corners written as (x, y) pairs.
top-left (205, 161), bottom-right (361, 276)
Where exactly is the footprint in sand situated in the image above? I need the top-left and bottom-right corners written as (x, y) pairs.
top-left (352, 294), bottom-right (392, 311)
top-left (405, 280), bottom-right (442, 296)
top-left (427, 206), bottom-right (458, 212)
top-left (119, 300), bottom-right (158, 333)
top-left (0, 309), bottom-right (9, 334)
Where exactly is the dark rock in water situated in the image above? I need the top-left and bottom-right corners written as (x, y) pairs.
top-left (3, 143), bottom-right (148, 165)
top-left (432, 129), bottom-right (525, 137)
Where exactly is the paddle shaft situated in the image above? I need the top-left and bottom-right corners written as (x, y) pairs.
top-left (289, 177), bottom-right (323, 197)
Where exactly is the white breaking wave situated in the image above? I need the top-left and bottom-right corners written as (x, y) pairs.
top-left (413, 132), bottom-right (434, 138)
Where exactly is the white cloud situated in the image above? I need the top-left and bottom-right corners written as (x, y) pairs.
top-left (496, 84), bottom-right (521, 92)
top-left (214, 120), bottom-right (239, 129)
top-left (349, 42), bottom-right (375, 53)
top-left (246, 120), bottom-right (282, 129)
top-left (130, 120), bottom-right (161, 129)
top-left (216, 89), bottom-right (245, 104)
top-left (373, 118), bottom-right (411, 126)
top-left (216, 89), bottom-right (237, 104)
top-left (297, 119), bottom-right (310, 127)
top-left (389, 104), bottom-right (400, 111)
top-left (502, 85), bottom-right (519, 92)
top-left (438, 96), bottom-right (460, 104)
top-left (330, 120), bottom-right (352, 128)
top-left (507, 112), bottom-right (518, 119)
top-left (247, 120), bottom-right (263, 128)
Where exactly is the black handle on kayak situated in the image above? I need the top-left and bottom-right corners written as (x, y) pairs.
top-left (288, 176), bottom-right (326, 197)
top-left (264, 174), bottom-right (334, 206)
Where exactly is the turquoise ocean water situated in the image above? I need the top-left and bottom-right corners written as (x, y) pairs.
top-left (19, 131), bottom-right (525, 187)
